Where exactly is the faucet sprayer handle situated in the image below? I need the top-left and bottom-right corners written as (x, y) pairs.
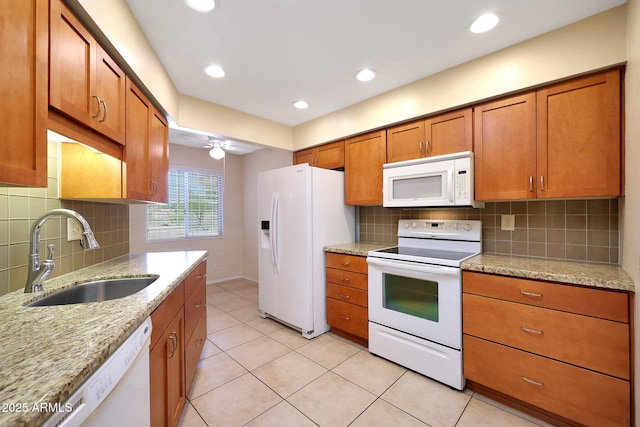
top-left (46, 244), bottom-right (55, 261)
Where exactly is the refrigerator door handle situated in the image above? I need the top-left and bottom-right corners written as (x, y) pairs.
top-left (271, 192), bottom-right (281, 273)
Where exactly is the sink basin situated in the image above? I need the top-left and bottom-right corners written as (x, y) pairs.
top-left (27, 276), bottom-right (159, 306)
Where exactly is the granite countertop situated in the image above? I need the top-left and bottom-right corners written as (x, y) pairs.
top-left (462, 254), bottom-right (634, 292)
top-left (0, 250), bottom-right (207, 427)
top-left (324, 242), bottom-right (392, 257)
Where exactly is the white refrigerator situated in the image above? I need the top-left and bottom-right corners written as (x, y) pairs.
top-left (257, 163), bottom-right (355, 339)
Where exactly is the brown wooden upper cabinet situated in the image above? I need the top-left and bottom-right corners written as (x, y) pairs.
top-left (0, 0), bottom-right (49, 187)
top-left (345, 130), bottom-right (386, 205)
top-left (49, 0), bottom-right (126, 145)
top-left (293, 140), bottom-right (345, 169)
top-left (386, 108), bottom-right (473, 163)
top-left (475, 68), bottom-right (622, 200)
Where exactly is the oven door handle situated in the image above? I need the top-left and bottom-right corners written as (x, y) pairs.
top-left (366, 256), bottom-right (460, 277)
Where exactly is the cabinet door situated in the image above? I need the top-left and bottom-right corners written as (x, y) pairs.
top-left (345, 130), bottom-right (386, 205)
top-left (49, 0), bottom-right (96, 128)
top-left (474, 93), bottom-right (537, 200)
top-left (425, 108), bottom-right (472, 157)
top-left (316, 140), bottom-right (345, 169)
top-left (125, 79), bottom-right (151, 200)
top-left (293, 147), bottom-right (316, 165)
top-left (537, 69), bottom-right (621, 198)
top-left (0, 0), bottom-right (48, 186)
top-left (386, 120), bottom-right (424, 163)
top-left (150, 107), bottom-right (169, 203)
top-left (94, 45), bottom-right (126, 144)
top-left (150, 309), bottom-right (186, 427)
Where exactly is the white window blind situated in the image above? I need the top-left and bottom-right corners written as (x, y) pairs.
top-left (147, 167), bottom-right (223, 240)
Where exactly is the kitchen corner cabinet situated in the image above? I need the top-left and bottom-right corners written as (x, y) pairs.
top-left (125, 79), bottom-right (169, 203)
top-left (49, 0), bottom-right (126, 145)
top-left (474, 69), bottom-right (622, 201)
top-left (345, 130), bottom-right (386, 205)
top-left (462, 271), bottom-right (631, 426)
top-left (325, 252), bottom-right (368, 345)
top-left (151, 260), bottom-right (207, 427)
top-left (0, 0), bottom-right (48, 187)
top-left (386, 108), bottom-right (472, 163)
top-left (293, 140), bottom-right (345, 169)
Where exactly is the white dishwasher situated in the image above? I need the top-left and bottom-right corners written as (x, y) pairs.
top-left (44, 318), bottom-right (152, 427)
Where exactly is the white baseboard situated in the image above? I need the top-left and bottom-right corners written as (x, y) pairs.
top-left (206, 275), bottom-right (258, 285)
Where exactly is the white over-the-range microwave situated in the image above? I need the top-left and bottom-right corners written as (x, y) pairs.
top-left (382, 151), bottom-right (484, 208)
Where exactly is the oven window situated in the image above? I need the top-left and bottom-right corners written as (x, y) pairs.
top-left (392, 175), bottom-right (442, 200)
top-left (382, 273), bottom-right (438, 321)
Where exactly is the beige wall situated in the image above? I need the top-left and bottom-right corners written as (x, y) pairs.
top-left (241, 148), bottom-right (293, 282)
top-left (292, 5), bottom-right (627, 148)
top-left (129, 144), bottom-right (244, 283)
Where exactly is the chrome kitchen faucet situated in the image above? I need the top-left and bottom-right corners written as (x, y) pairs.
top-left (24, 209), bottom-right (100, 293)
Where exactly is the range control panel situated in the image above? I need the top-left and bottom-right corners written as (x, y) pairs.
top-left (397, 219), bottom-right (482, 241)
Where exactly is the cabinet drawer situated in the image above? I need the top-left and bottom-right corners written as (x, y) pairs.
top-left (151, 281), bottom-right (185, 349)
top-left (185, 279), bottom-right (207, 340)
top-left (326, 298), bottom-right (368, 339)
top-left (463, 293), bottom-right (630, 379)
top-left (462, 271), bottom-right (628, 322)
top-left (464, 335), bottom-right (630, 427)
top-left (326, 252), bottom-right (368, 274)
top-left (326, 268), bottom-right (368, 291)
top-left (185, 260), bottom-right (207, 299)
top-left (327, 283), bottom-right (367, 307)
top-left (185, 311), bottom-right (207, 394)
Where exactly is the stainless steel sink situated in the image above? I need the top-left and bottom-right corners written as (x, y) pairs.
top-left (27, 276), bottom-right (159, 306)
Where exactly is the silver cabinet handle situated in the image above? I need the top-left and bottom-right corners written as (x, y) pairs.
top-left (419, 141), bottom-right (423, 156)
top-left (339, 261), bottom-right (350, 266)
top-left (521, 376), bottom-right (544, 387)
top-left (425, 140), bottom-right (429, 154)
top-left (529, 176), bottom-right (533, 192)
top-left (195, 338), bottom-right (203, 348)
top-left (521, 326), bottom-right (544, 335)
top-left (99, 100), bottom-right (108, 123)
top-left (168, 332), bottom-right (178, 359)
top-left (339, 315), bottom-right (350, 321)
top-left (540, 175), bottom-right (545, 191)
top-left (520, 290), bottom-right (543, 298)
top-left (340, 277), bottom-right (351, 282)
top-left (339, 293), bottom-right (350, 299)
top-left (91, 95), bottom-right (102, 119)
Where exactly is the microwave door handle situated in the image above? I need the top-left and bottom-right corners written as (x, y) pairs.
top-left (448, 170), bottom-right (454, 203)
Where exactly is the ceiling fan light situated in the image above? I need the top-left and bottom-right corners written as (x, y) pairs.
top-left (470, 13), bottom-right (499, 34)
top-left (184, 0), bottom-right (215, 13)
top-left (209, 145), bottom-right (225, 159)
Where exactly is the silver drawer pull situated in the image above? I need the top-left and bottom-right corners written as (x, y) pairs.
top-left (339, 294), bottom-right (350, 299)
top-left (339, 315), bottom-right (350, 321)
top-left (521, 326), bottom-right (543, 335)
top-left (340, 277), bottom-right (351, 282)
top-left (520, 290), bottom-right (543, 298)
top-left (521, 376), bottom-right (544, 387)
top-left (339, 261), bottom-right (351, 266)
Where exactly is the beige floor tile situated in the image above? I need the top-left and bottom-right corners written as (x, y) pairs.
top-left (226, 335), bottom-right (291, 370)
top-left (350, 399), bottom-right (428, 427)
top-left (217, 279), bottom-right (251, 290)
top-left (268, 327), bottom-right (311, 349)
top-left (381, 371), bottom-right (471, 427)
top-left (189, 352), bottom-right (247, 399)
top-left (227, 303), bottom-right (261, 322)
top-left (253, 351), bottom-right (327, 398)
top-left (205, 302), bottom-right (225, 317)
top-left (208, 323), bottom-right (263, 351)
top-left (246, 316), bottom-right (285, 334)
top-left (191, 373), bottom-right (282, 427)
top-left (472, 393), bottom-right (552, 427)
top-left (288, 371), bottom-right (376, 426)
top-left (333, 350), bottom-right (406, 396)
top-left (244, 401), bottom-right (316, 427)
top-left (205, 283), bottom-right (227, 294)
top-left (177, 402), bottom-right (207, 427)
top-left (457, 398), bottom-right (541, 427)
top-left (228, 283), bottom-right (259, 299)
top-left (207, 290), bottom-right (256, 311)
top-left (296, 333), bottom-right (360, 369)
top-left (200, 338), bottom-right (222, 360)
top-left (206, 311), bottom-right (242, 333)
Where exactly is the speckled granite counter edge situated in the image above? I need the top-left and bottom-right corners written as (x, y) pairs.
top-left (324, 242), bottom-right (392, 257)
top-left (462, 254), bottom-right (634, 292)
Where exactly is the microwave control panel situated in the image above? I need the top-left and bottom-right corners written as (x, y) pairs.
top-left (454, 168), bottom-right (471, 203)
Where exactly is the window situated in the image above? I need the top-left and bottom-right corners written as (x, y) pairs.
top-left (147, 167), bottom-right (223, 240)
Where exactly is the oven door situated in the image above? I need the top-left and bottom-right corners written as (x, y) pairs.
top-left (367, 256), bottom-right (461, 349)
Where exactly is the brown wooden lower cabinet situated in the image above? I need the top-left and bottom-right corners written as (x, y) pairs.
top-left (150, 260), bottom-right (207, 427)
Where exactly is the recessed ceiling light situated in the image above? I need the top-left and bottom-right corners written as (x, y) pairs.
top-left (356, 69), bottom-right (376, 82)
top-left (293, 100), bottom-right (309, 109)
top-left (184, 0), bottom-right (215, 13)
top-left (204, 65), bottom-right (225, 78)
top-left (470, 13), bottom-right (500, 34)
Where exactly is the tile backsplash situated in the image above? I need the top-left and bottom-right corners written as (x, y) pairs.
top-left (0, 140), bottom-right (129, 296)
top-left (359, 198), bottom-right (619, 264)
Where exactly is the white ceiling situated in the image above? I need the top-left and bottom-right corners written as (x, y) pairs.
top-left (127, 0), bottom-right (625, 151)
